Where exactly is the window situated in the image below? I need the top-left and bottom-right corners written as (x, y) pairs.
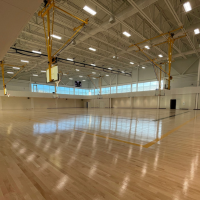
top-left (138, 83), bottom-right (144, 91)
top-left (111, 86), bottom-right (116, 94)
top-left (132, 84), bottom-right (137, 92)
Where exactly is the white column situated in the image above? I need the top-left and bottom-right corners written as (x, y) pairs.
top-left (136, 66), bottom-right (139, 91)
top-left (195, 59), bottom-right (200, 109)
top-left (116, 74), bottom-right (118, 93)
top-left (29, 77), bottom-right (32, 91)
top-left (197, 59), bottom-right (200, 87)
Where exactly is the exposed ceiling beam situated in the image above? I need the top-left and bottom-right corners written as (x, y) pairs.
top-left (164, 0), bottom-right (200, 58)
top-left (127, 0), bottom-right (187, 59)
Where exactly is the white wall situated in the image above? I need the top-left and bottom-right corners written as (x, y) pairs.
top-left (0, 96), bottom-right (84, 110)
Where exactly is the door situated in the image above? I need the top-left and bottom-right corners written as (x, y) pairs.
top-left (170, 99), bottom-right (176, 109)
top-left (86, 102), bottom-right (88, 108)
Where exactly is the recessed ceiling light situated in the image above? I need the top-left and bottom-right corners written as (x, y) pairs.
top-left (83, 5), bottom-right (96, 15)
top-left (32, 50), bottom-right (41, 54)
top-left (142, 66), bottom-right (145, 69)
top-left (106, 75), bottom-right (109, 76)
top-left (69, 78), bottom-right (73, 80)
top-left (13, 67), bottom-right (20, 70)
top-left (123, 31), bottom-right (131, 37)
top-left (130, 62), bottom-right (134, 65)
top-left (82, 80), bottom-right (86, 81)
top-left (51, 34), bottom-right (62, 40)
top-left (79, 76), bottom-right (83, 77)
top-left (92, 72), bottom-right (96, 74)
top-left (91, 64), bottom-right (96, 66)
top-left (145, 46), bottom-right (150, 49)
top-left (7, 72), bottom-right (14, 74)
top-left (33, 74), bottom-right (38, 76)
top-left (21, 60), bottom-right (29, 63)
top-left (41, 70), bottom-right (46, 73)
top-left (93, 78), bottom-right (96, 79)
top-left (158, 54), bottom-right (163, 58)
top-left (67, 58), bottom-right (73, 61)
top-left (113, 56), bottom-right (119, 59)
top-left (194, 28), bottom-right (200, 35)
top-left (108, 68), bottom-right (112, 70)
top-left (183, 2), bottom-right (192, 12)
top-left (76, 69), bottom-right (80, 71)
top-left (89, 47), bottom-right (96, 51)
top-left (121, 71), bottom-right (125, 73)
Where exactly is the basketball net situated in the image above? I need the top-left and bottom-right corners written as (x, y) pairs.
top-left (7, 94), bottom-right (10, 97)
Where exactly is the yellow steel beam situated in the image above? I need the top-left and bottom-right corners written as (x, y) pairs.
top-left (0, 61), bottom-right (6, 95)
top-left (52, 23), bottom-right (86, 57)
top-left (167, 37), bottom-right (174, 90)
top-left (135, 45), bottom-right (168, 75)
top-left (129, 26), bottom-right (183, 48)
top-left (47, 9), bottom-right (52, 82)
top-left (54, 5), bottom-right (88, 24)
top-left (38, 0), bottom-right (88, 83)
top-left (5, 66), bottom-right (25, 85)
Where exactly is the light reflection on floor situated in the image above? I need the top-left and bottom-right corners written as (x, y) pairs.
top-left (33, 114), bottom-right (162, 145)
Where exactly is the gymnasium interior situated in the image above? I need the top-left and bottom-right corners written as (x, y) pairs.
top-left (1, 0), bottom-right (200, 199)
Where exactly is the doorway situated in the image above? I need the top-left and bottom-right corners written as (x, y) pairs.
top-left (170, 99), bottom-right (176, 109)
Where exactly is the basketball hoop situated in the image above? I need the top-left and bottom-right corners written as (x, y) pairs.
top-left (7, 94), bottom-right (10, 97)
top-left (53, 94), bottom-right (60, 99)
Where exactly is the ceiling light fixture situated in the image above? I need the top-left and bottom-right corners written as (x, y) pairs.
top-left (7, 72), bottom-right (14, 74)
top-left (33, 74), bottom-right (38, 76)
top-left (92, 72), bottom-right (96, 74)
top-left (89, 47), bottom-right (96, 51)
top-left (21, 60), bottom-right (29, 63)
top-left (142, 66), bottom-right (145, 69)
top-left (183, 2), bottom-right (192, 12)
top-left (108, 68), bottom-right (112, 70)
top-left (158, 54), bottom-right (163, 58)
top-left (67, 58), bottom-right (73, 61)
top-left (113, 56), bottom-right (119, 59)
top-left (13, 67), bottom-right (20, 70)
top-left (106, 75), bottom-right (109, 76)
top-left (51, 34), bottom-right (61, 40)
top-left (93, 78), bottom-right (96, 79)
top-left (32, 50), bottom-right (41, 54)
top-left (83, 5), bottom-right (97, 15)
top-left (76, 69), bottom-right (80, 71)
top-left (91, 64), bottom-right (96, 66)
top-left (41, 70), bottom-right (46, 73)
top-left (82, 80), bottom-right (86, 81)
top-left (130, 62), bottom-right (134, 65)
top-left (79, 76), bottom-right (83, 77)
top-left (69, 78), bottom-right (73, 80)
top-left (121, 71), bottom-right (125, 73)
top-left (194, 28), bottom-right (200, 35)
top-left (123, 31), bottom-right (131, 37)
top-left (145, 46), bottom-right (150, 49)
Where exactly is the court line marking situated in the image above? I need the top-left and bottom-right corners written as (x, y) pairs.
top-left (143, 115), bottom-right (197, 148)
top-left (75, 130), bottom-right (143, 147)
top-left (76, 114), bottom-right (198, 148)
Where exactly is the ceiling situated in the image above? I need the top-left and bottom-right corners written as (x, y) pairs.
top-left (2, 0), bottom-right (200, 82)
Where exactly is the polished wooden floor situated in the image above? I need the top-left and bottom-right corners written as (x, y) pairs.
top-left (0, 108), bottom-right (200, 200)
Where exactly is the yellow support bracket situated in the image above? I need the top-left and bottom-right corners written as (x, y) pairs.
top-left (38, 0), bottom-right (88, 83)
top-left (0, 61), bottom-right (26, 95)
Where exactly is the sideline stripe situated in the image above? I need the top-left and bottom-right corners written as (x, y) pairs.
top-left (75, 130), bottom-right (143, 147)
top-left (144, 115), bottom-right (197, 148)
top-left (76, 114), bottom-right (198, 148)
